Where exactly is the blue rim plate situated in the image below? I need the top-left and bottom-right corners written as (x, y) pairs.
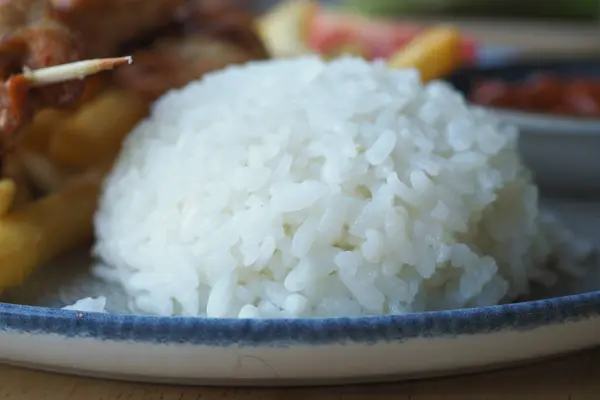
top-left (0, 207), bottom-right (598, 385)
top-left (1, 65), bottom-right (600, 383)
top-left (2, 285), bottom-right (600, 386)
top-left (1, 290), bottom-right (600, 347)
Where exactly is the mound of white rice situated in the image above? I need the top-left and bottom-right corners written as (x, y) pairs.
top-left (93, 56), bottom-right (589, 318)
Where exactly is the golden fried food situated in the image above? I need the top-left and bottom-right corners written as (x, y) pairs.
top-left (0, 0), bottom-right (176, 148)
top-left (0, 56), bottom-right (131, 152)
top-left (0, 0), bottom-right (271, 293)
top-left (49, 89), bottom-right (149, 167)
top-left (21, 108), bottom-right (72, 154)
top-left (1, 154), bottom-right (33, 208)
top-left (0, 179), bottom-right (16, 216)
top-left (257, 0), bottom-right (316, 58)
top-left (17, 149), bottom-right (67, 194)
top-left (388, 26), bottom-right (462, 83)
top-left (0, 166), bottom-right (106, 291)
top-left (0, 0), bottom-right (86, 147)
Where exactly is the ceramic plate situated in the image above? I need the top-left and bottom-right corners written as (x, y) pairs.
top-left (0, 197), bottom-right (599, 386)
top-left (446, 60), bottom-right (600, 196)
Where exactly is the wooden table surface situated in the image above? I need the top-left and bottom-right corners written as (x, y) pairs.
top-left (1, 348), bottom-right (599, 399)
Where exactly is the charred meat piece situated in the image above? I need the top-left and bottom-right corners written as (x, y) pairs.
top-left (115, 35), bottom-right (258, 101)
top-left (0, 0), bottom-right (267, 153)
top-left (0, 0), bottom-right (85, 149)
top-left (0, 0), bottom-right (184, 150)
top-left (51, 0), bottom-right (185, 57)
top-left (176, 0), bottom-right (269, 60)
top-left (116, 0), bottom-right (269, 101)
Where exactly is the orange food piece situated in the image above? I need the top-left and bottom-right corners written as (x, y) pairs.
top-left (387, 26), bottom-right (463, 83)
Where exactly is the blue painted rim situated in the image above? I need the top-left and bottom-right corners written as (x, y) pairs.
top-left (1, 290), bottom-right (600, 347)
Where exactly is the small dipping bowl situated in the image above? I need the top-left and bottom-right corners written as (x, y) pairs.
top-left (446, 60), bottom-right (600, 197)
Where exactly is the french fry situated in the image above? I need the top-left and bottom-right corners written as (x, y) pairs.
top-left (49, 89), bottom-right (150, 168)
top-left (21, 108), bottom-right (72, 154)
top-left (0, 180), bottom-right (16, 216)
top-left (387, 26), bottom-right (462, 83)
top-left (17, 149), bottom-right (68, 194)
top-left (257, 0), bottom-right (317, 58)
top-left (21, 72), bottom-right (112, 154)
top-left (2, 155), bottom-right (33, 209)
top-left (0, 166), bottom-right (107, 290)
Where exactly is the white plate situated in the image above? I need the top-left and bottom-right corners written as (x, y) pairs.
top-left (1, 197), bottom-right (599, 386)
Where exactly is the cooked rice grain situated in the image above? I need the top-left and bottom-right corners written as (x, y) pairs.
top-left (93, 56), bottom-right (590, 318)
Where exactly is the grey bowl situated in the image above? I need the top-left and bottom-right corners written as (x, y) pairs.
top-left (493, 109), bottom-right (600, 196)
top-left (445, 60), bottom-right (600, 197)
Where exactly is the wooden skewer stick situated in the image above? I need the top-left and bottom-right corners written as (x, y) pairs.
top-left (21, 56), bottom-right (133, 87)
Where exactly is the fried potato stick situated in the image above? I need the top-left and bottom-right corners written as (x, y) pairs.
top-left (0, 180), bottom-right (16, 216)
top-left (0, 166), bottom-right (107, 291)
top-left (21, 109), bottom-right (73, 154)
top-left (388, 26), bottom-right (462, 83)
top-left (50, 89), bottom-right (150, 167)
top-left (17, 149), bottom-right (68, 194)
top-left (2, 154), bottom-right (33, 208)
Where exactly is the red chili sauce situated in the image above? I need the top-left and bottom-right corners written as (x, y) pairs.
top-left (469, 74), bottom-right (600, 118)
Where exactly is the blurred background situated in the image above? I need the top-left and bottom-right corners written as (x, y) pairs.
top-left (248, 0), bottom-right (600, 196)
top-left (257, 0), bottom-right (600, 19)
top-left (251, 0), bottom-right (600, 64)
top-left (255, 0), bottom-right (600, 19)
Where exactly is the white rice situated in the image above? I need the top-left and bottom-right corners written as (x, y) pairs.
top-left (62, 297), bottom-right (107, 313)
top-left (92, 56), bottom-right (590, 318)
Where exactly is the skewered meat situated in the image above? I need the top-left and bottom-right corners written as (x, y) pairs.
top-left (116, 0), bottom-right (269, 100)
top-left (0, 56), bottom-right (130, 153)
top-left (176, 0), bottom-right (269, 59)
top-left (116, 35), bottom-right (259, 101)
top-left (0, 0), bottom-right (85, 149)
top-left (0, 0), bottom-right (267, 151)
top-left (0, 0), bottom-right (183, 150)
top-left (51, 0), bottom-right (185, 57)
